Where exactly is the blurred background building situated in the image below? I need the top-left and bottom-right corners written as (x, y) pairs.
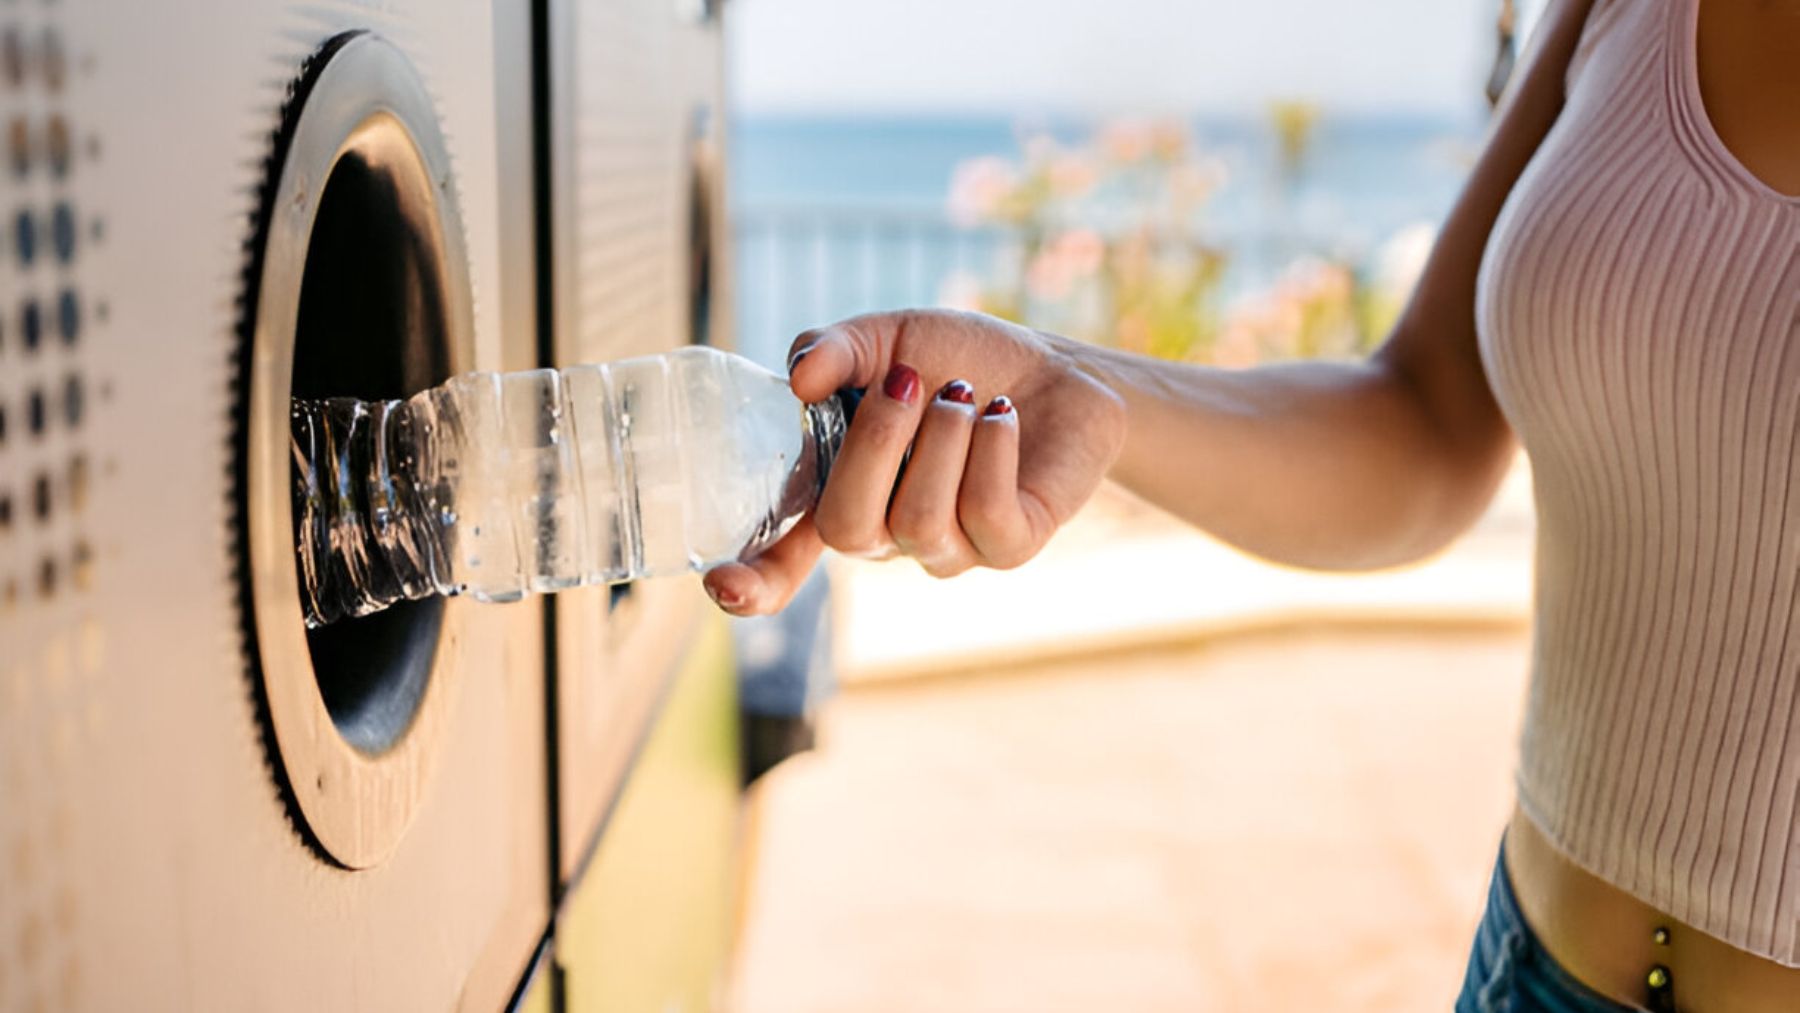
top-left (721, 2), bottom-right (1543, 1010)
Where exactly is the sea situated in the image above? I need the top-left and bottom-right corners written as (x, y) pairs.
top-left (728, 113), bottom-right (1485, 368)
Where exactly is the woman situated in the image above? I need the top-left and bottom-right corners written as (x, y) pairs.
top-left (705, 0), bottom-right (1800, 1008)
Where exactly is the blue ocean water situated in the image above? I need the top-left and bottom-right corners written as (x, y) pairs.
top-left (728, 113), bottom-right (1484, 366)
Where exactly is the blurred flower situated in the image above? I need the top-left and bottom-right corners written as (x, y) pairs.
top-left (1024, 228), bottom-right (1108, 303)
top-left (936, 271), bottom-right (987, 313)
top-left (1048, 152), bottom-right (1099, 198)
top-left (1150, 120), bottom-right (1192, 163)
top-left (1269, 99), bottom-right (1322, 182)
top-left (1169, 157), bottom-right (1228, 211)
top-left (948, 156), bottom-right (1022, 227)
top-left (943, 111), bottom-right (1383, 366)
top-left (1100, 120), bottom-right (1155, 164)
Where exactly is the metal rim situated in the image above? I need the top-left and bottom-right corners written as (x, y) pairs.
top-left (245, 33), bottom-right (473, 869)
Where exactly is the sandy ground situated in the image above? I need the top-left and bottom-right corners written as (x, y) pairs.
top-left (731, 626), bottom-right (1531, 1013)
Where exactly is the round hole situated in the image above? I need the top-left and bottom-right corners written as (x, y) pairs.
top-left (39, 29), bottom-right (62, 92)
top-left (14, 208), bottom-right (34, 265)
top-left (51, 202), bottom-right (73, 262)
top-left (0, 492), bottom-right (12, 531)
top-left (287, 124), bottom-right (454, 756)
top-left (21, 299), bottom-right (40, 351)
top-left (62, 374), bottom-right (81, 429)
top-left (31, 472), bottom-right (49, 522)
top-left (66, 455), bottom-right (87, 512)
top-left (70, 542), bottom-right (92, 592)
top-left (243, 31), bottom-right (474, 868)
top-left (1, 29), bottom-right (21, 90)
top-left (45, 116), bottom-right (68, 178)
top-left (7, 116), bottom-right (26, 177)
top-left (55, 289), bottom-right (76, 345)
top-left (27, 388), bottom-right (44, 435)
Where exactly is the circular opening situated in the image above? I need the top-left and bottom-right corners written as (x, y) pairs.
top-left (289, 139), bottom-right (452, 756)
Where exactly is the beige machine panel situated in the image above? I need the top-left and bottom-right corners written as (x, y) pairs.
top-left (548, 0), bottom-right (734, 883)
top-left (0, 3), bottom-right (545, 1009)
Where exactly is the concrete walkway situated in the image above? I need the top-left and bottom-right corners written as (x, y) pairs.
top-left (732, 627), bottom-right (1530, 1012)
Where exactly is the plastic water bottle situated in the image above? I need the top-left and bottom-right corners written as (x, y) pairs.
top-left (292, 345), bottom-right (850, 628)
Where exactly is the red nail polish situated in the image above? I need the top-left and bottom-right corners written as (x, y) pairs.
top-left (883, 363), bottom-right (921, 404)
top-left (937, 379), bottom-right (975, 405)
top-left (706, 580), bottom-right (744, 610)
top-left (982, 396), bottom-right (1015, 418)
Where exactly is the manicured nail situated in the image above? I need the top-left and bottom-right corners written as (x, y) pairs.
top-left (786, 343), bottom-right (815, 374)
top-left (936, 379), bottom-right (975, 405)
top-left (982, 395), bottom-right (1015, 418)
top-left (883, 362), bottom-right (921, 404)
top-left (706, 580), bottom-right (745, 610)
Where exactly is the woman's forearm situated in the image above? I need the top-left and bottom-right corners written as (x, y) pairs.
top-left (1058, 337), bottom-right (1515, 570)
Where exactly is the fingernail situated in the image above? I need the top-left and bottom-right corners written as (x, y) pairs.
top-left (936, 379), bottom-right (975, 405)
top-left (706, 580), bottom-right (745, 610)
top-left (883, 362), bottom-right (920, 404)
top-left (982, 395), bottom-right (1015, 418)
top-left (786, 343), bottom-right (815, 374)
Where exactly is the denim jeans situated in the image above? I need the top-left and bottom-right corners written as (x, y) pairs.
top-left (1456, 841), bottom-right (1643, 1012)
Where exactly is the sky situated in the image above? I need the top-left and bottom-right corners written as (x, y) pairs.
top-left (727, 0), bottom-right (1502, 119)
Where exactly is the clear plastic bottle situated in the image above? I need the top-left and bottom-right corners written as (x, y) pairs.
top-left (292, 345), bottom-right (849, 628)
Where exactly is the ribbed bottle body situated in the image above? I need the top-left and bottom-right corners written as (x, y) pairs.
top-left (292, 346), bottom-right (845, 627)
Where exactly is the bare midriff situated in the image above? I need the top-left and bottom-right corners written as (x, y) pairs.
top-left (1506, 807), bottom-right (1800, 1013)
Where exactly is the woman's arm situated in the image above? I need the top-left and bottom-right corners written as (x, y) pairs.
top-left (705, 0), bottom-right (1597, 614)
top-left (1081, 0), bottom-right (1596, 569)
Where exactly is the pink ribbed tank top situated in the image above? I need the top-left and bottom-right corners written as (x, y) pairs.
top-left (1477, 0), bottom-right (1800, 963)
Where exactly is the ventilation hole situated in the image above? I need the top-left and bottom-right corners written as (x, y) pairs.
top-left (62, 374), bottom-right (82, 429)
top-left (70, 542), bottom-right (92, 592)
top-left (13, 207), bottom-right (33, 264)
top-left (0, 491), bottom-right (12, 530)
top-left (66, 455), bottom-right (87, 512)
top-left (38, 556), bottom-right (56, 599)
top-left (21, 298), bottom-right (41, 351)
top-left (46, 115), bottom-right (68, 178)
top-left (51, 202), bottom-right (73, 262)
top-left (57, 289), bottom-right (78, 345)
top-left (39, 29), bottom-right (62, 92)
top-left (6, 115), bottom-right (25, 177)
top-left (1, 27), bottom-right (22, 90)
top-left (28, 388), bottom-right (45, 435)
top-left (32, 472), bottom-right (50, 522)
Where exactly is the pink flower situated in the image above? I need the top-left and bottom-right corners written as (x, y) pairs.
top-left (1100, 120), bottom-right (1154, 164)
top-left (1048, 152), bottom-right (1099, 198)
top-left (1053, 229), bottom-right (1106, 277)
top-left (1150, 120), bottom-right (1192, 162)
top-left (947, 156), bottom-right (1021, 227)
top-left (936, 271), bottom-right (986, 312)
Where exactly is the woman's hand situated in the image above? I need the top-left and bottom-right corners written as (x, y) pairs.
top-left (702, 309), bottom-right (1127, 615)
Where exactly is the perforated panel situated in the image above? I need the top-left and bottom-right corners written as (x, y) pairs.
top-left (0, 2), bottom-right (547, 1008)
top-left (1, 5), bottom-right (106, 1008)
